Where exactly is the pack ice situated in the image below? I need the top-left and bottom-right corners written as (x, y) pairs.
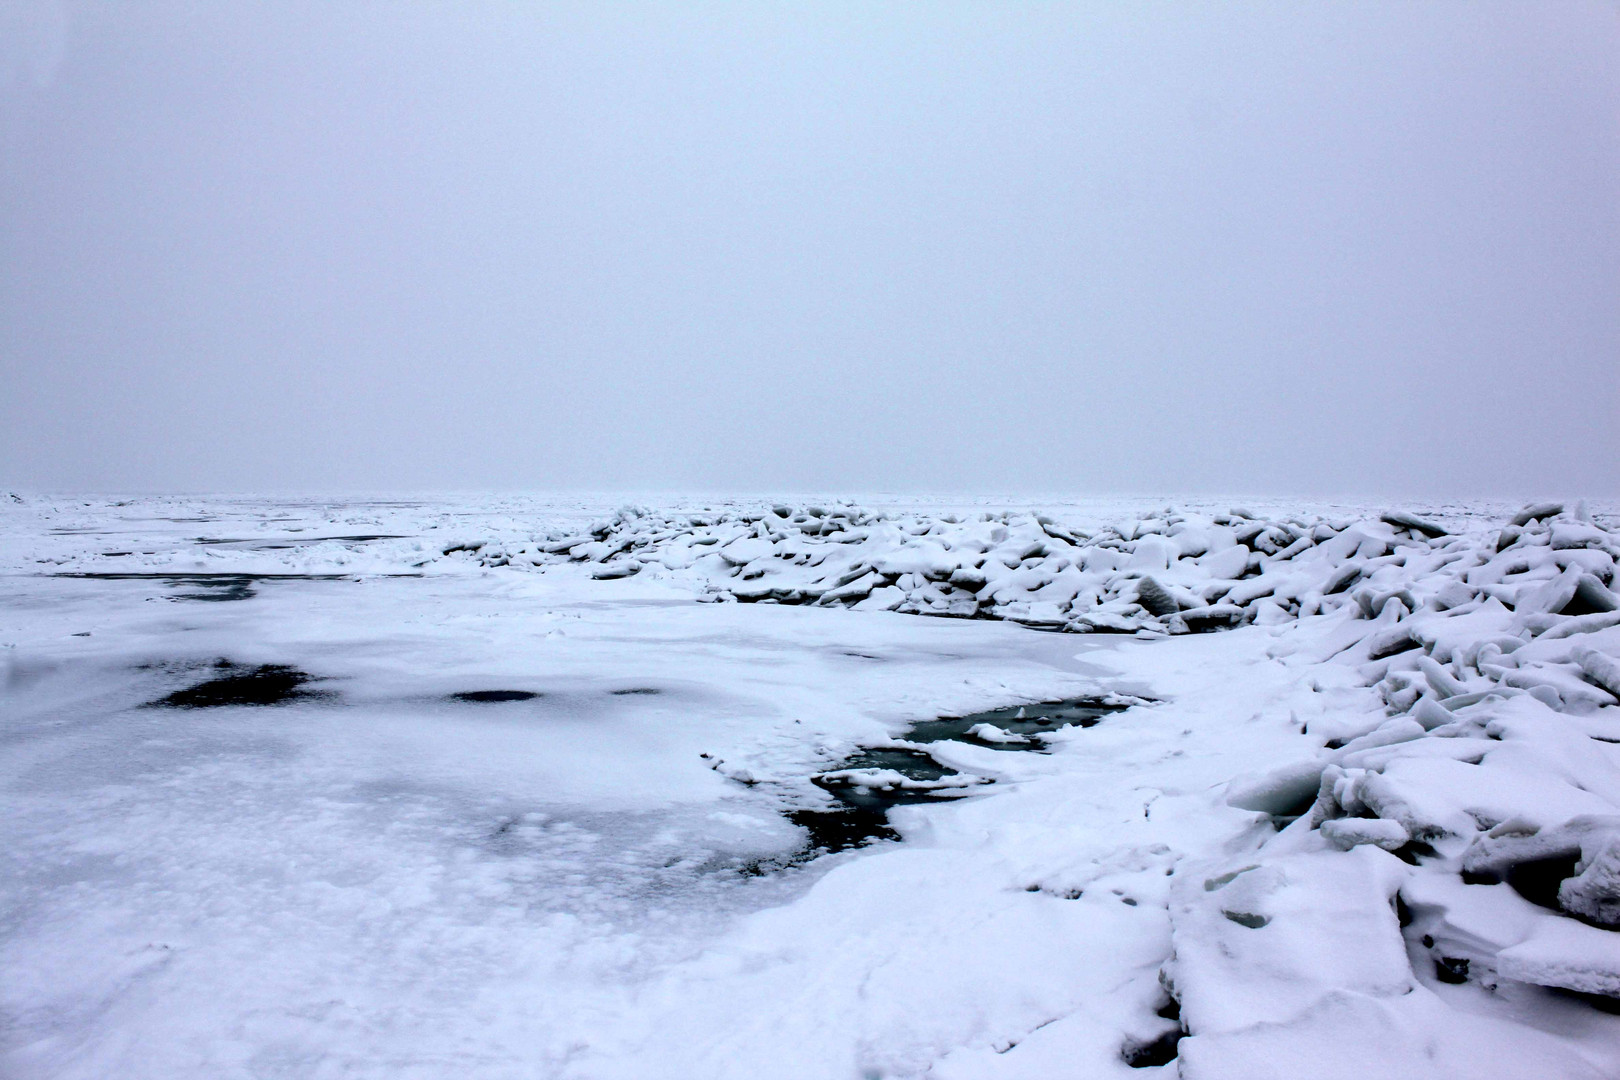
top-left (3, 494), bottom-right (1619, 1079)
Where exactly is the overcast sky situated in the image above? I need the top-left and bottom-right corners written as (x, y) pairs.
top-left (1, 2), bottom-right (1616, 497)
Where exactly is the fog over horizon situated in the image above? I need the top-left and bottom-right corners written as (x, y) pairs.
top-left (2, 2), bottom-right (1617, 499)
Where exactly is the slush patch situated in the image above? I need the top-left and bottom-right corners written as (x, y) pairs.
top-left (789, 697), bottom-right (1127, 856)
top-left (784, 807), bottom-right (900, 855)
top-left (906, 698), bottom-right (1129, 747)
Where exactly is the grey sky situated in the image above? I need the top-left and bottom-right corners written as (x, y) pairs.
top-left (2, 1), bottom-right (1617, 497)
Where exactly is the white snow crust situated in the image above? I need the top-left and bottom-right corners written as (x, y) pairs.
top-left (4, 492), bottom-right (1620, 1078)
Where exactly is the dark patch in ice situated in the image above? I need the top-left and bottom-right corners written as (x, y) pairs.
top-left (1134, 576), bottom-right (1179, 617)
top-left (1392, 840), bottom-right (1440, 866)
top-left (1463, 851), bottom-right (1584, 912)
top-left (152, 664), bottom-right (328, 708)
top-left (1552, 988), bottom-right (1620, 1014)
top-left (907, 699), bottom-right (1127, 747)
top-left (96, 573), bottom-right (258, 601)
top-left (784, 807), bottom-right (900, 855)
top-left (57, 571), bottom-right (346, 580)
top-left (171, 576), bottom-right (258, 601)
top-left (195, 534), bottom-right (406, 548)
top-left (1222, 910), bottom-right (1270, 929)
top-left (1435, 956), bottom-right (1470, 984)
top-left (1504, 854), bottom-right (1581, 910)
top-left (1558, 583), bottom-right (1616, 618)
top-left (610, 687), bottom-right (661, 696)
top-left (1181, 607), bottom-right (1245, 633)
top-left (1022, 882), bottom-right (1084, 898)
top-left (815, 747), bottom-right (958, 787)
top-left (1270, 793), bottom-right (1321, 825)
top-left (1122, 1029), bottom-right (1183, 1068)
top-left (53, 571), bottom-right (367, 603)
top-left (785, 697), bottom-right (1135, 857)
top-left (1122, 985), bottom-right (1186, 1068)
top-left (452, 690), bottom-right (540, 703)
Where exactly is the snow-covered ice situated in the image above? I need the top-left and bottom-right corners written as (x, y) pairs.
top-left (4, 493), bottom-right (1620, 1078)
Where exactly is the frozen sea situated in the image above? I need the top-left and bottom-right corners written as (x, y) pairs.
top-left (3, 494), bottom-right (1619, 1079)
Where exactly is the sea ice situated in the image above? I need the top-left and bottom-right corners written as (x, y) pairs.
top-left (3, 493), bottom-right (1619, 1078)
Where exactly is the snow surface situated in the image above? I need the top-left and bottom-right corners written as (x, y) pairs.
top-left (3, 493), bottom-right (1620, 1078)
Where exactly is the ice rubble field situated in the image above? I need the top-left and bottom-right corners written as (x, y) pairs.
top-left (4, 494), bottom-right (1620, 1079)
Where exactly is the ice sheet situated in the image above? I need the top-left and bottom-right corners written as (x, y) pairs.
top-left (3, 493), bottom-right (1619, 1078)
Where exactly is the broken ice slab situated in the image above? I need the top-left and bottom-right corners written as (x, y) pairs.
top-left (1225, 759), bottom-right (1325, 817)
top-left (1511, 502), bottom-right (1565, 527)
top-left (1498, 917), bottom-right (1620, 997)
top-left (1380, 511), bottom-right (1449, 538)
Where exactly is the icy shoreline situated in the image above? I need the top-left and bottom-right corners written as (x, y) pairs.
top-left (3, 494), bottom-right (1619, 1078)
